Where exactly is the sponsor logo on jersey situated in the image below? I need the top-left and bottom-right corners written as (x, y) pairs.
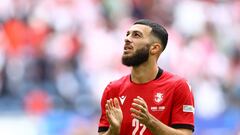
top-left (183, 105), bottom-right (195, 113)
top-left (119, 96), bottom-right (126, 105)
top-left (151, 106), bottom-right (165, 112)
top-left (154, 92), bottom-right (163, 104)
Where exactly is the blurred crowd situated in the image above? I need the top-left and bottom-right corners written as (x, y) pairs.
top-left (0, 0), bottom-right (240, 135)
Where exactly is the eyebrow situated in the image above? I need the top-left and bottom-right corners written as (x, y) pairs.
top-left (126, 30), bottom-right (143, 36)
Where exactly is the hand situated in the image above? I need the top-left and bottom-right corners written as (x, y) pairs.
top-left (130, 96), bottom-right (152, 125)
top-left (105, 98), bottom-right (123, 133)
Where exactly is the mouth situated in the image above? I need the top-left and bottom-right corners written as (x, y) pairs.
top-left (123, 45), bottom-right (133, 54)
top-left (124, 45), bottom-right (133, 52)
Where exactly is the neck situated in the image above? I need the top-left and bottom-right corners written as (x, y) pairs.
top-left (131, 62), bottom-right (159, 84)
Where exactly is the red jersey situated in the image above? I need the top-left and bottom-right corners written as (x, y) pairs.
top-left (98, 69), bottom-right (195, 135)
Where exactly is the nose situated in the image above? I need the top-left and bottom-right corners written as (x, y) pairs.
top-left (124, 35), bottom-right (132, 44)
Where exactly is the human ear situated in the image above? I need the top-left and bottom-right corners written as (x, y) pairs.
top-left (150, 43), bottom-right (161, 54)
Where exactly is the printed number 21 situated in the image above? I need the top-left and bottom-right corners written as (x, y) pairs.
top-left (132, 118), bottom-right (146, 135)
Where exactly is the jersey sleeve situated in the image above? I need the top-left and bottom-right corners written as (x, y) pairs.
top-left (170, 79), bottom-right (195, 131)
top-left (98, 83), bottom-right (112, 132)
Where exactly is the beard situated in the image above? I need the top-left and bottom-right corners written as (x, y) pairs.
top-left (122, 45), bottom-right (150, 67)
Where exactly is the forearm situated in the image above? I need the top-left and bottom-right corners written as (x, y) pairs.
top-left (146, 114), bottom-right (192, 135)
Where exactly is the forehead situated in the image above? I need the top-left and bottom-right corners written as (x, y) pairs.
top-left (128, 24), bottom-right (152, 35)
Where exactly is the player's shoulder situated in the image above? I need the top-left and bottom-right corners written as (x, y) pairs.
top-left (162, 70), bottom-right (192, 92)
top-left (105, 75), bottom-right (130, 91)
top-left (162, 70), bottom-right (187, 83)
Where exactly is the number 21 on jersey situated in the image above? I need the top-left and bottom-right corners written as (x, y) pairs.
top-left (132, 118), bottom-right (146, 135)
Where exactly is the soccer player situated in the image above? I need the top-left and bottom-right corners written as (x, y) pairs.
top-left (98, 19), bottom-right (195, 135)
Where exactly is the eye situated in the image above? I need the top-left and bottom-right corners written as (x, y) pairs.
top-left (133, 33), bottom-right (140, 37)
top-left (126, 32), bottom-right (130, 37)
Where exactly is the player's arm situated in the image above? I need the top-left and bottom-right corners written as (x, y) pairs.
top-left (99, 98), bottom-right (123, 135)
top-left (144, 112), bottom-right (192, 135)
top-left (131, 96), bottom-right (193, 135)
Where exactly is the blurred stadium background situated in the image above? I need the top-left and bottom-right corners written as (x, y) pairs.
top-left (0, 0), bottom-right (240, 135)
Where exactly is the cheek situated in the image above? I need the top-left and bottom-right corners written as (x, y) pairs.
top-left (133, 41), bottom-right (146, 49)
top-left (132, 38), bottom-right (150, 49)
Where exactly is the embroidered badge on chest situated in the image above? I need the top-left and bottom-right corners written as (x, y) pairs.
top-left (153, 92), bottom-right (164, 105)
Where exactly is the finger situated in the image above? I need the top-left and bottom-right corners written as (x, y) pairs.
top-left (130, 107), bottom-right (145, 117)
top-left (107, 100), bottom-right (112, 110)
top-left (133, 98), bottom-right (147, 108)
top-left (106, 103), bottom-right (112, 116)
top-left (137, 96), bottom-right (147, 108)
top-left (137, 96), bottom-right (146, 103)
top-left (110, 98), bottom-right (114, 108)
top-left (132, 103), bottom-right (146, 113)
top-left (137, 96), bottom-right (144, 100)
top-left (105, 104), bottom-right (110, 116)
top-left (131, 113), bottom-right (142, 120)
top-left (106, 109), bottom-right (109, 116)
top-left (106, 109), bottom-right (112, 122)
top-left (114, 98), bottom-right (120, 109)
top-left (137, 96), bottom-right (147, 105)
top-left (105, 103), bottom-right (109, 111)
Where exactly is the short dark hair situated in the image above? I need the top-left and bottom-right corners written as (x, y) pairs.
top-left (134, 19), bottom-right (168, 51)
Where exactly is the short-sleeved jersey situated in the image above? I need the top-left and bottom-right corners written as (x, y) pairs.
top-left (98, 69), bottom-right (194, 135)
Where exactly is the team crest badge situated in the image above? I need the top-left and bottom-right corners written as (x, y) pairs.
top-left (154, 92), bottom-right (163, 104)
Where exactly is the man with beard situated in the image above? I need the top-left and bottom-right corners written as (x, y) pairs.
top-left (98, 19), bottom-right (195, 135)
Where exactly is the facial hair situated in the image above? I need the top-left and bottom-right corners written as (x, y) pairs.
top-left (122, 45), bottom-right (150, 67)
